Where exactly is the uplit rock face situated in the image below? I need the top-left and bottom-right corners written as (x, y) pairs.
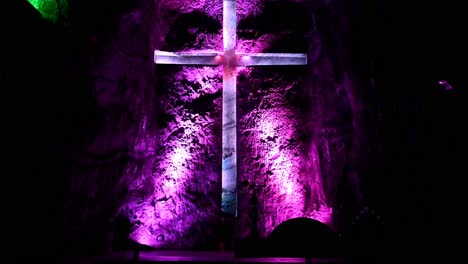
top-left (119, 0), bottom-right (365, 248)
top-left (64, 0), bottom-right (369, 251)
top-left (120, 64), bottom-right (224, 248)
top-left (120, 1), bottom-right (226, 248)
top-left (63, 0), bottom-right (161, 253)
top-left (237, 66), bottom-right (333, 239)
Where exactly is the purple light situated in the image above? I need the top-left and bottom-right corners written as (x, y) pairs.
top-left (241, 108), bottom-right (333, 237)
top-left (438, 80), bottom-right (453, 90)
top-left (137, 251), bottom-right (319, 263)
top-left (121, 65), bottom-right (223, 248)
top-left (237, 66), bottom-right (248, 73)
top-left (121, 0), bottom-right (337, 248)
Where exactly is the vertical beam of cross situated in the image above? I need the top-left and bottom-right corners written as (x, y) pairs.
top-left (154, 0), bottom-right (307, 217)
top-left (221, 0), bottom-right (238, 217)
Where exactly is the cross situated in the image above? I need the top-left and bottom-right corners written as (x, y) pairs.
top-left (154, 0), bottom-right (307, 217)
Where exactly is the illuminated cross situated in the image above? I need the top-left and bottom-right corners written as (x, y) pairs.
top-left (154, 0), bottom-right (307, 217)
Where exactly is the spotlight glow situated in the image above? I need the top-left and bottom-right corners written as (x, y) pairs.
top-left (121, 0), bottom-right (339, 248)
top-left (27, 0), bottom-right (67, 22)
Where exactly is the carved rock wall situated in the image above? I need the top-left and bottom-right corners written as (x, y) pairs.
top-left (8, 0), bottom-right (375, 254)
top-left (119, 0), bottom-right (368, 248)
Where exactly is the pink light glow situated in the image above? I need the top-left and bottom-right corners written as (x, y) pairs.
top-left (256, 113), bottom-right (300, 233)
top-left (122, 79), bottom-right (221, 247)
top-left (243, 108), bottom-right (333, 236)
top-left (306, 144), bottom-right (333, 226)
top-left (237, 66), bottom-right (247, 73)
top-left (127, 142), bottom-right (194, 247)
top-left (121, 0), bottom-right (339, 248)
top-left (438, 80), bottom-right (453, 90)
top-left (166, 146), bottom-right (191, 183)
top-left (132, 226), bottom-right (155, 246)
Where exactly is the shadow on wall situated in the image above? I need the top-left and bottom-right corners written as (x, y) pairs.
top-left (235, 217), bottom-right (342, 258)
top-left (268, 217), bottom-right (341, 257)
top-left (235, 217), bottom-right (384, 258)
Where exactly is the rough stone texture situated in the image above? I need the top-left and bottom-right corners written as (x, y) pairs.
top-left (302, 0), bottom-right (366, 233)
top-left (9, 0), bottom-right (466, 259)
top-left (119, 0), bottom-right (366, 248)
top-left (120, 0), bottom-right (226, 248)
top-left (61, 0), bottom-right (162, 254)
top-left (10, 0), bottom-right (373, 254)
top-left (120, 63), bottom-right (224, 248)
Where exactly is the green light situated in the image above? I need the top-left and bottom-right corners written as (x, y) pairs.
top-left (27, 0), bottom-right (68, 22)
top-left (27, 0), bottom-right (41, 9)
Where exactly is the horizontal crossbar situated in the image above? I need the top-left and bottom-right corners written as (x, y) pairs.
top-left (154, 50), bottom-right (307, 66)
top-left (154, 50), bottom-right (220, 65)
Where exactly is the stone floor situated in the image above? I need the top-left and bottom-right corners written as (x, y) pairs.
top-left (92, 250), bottom-right (350, 264)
